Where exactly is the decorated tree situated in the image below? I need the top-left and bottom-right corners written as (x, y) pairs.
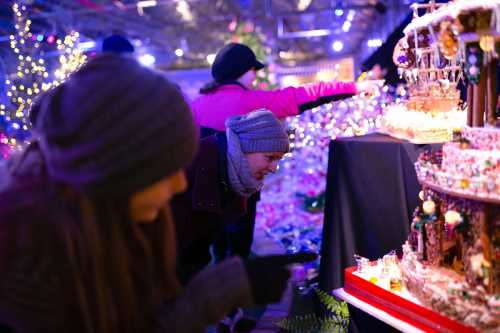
top-left (0, 2), bottom-right (51, 145)
top-left (0, 2), bottom-right (86, 158)
top-left (53, 33), bottom-right (87, 84)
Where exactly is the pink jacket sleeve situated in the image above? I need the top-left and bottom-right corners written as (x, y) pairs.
top-left (246, 81), bottom-right (357, 118)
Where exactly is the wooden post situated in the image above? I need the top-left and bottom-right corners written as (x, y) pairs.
top-left (438, 213), bottom-right (443, 265)
top-left (457, 233), bottom-right (464, 269)
top-left (467, 84), bottom-right (474, 126)
top-left (472, 65), bottom-right (486, 126)
top-left (480, 206), bottom-right (493, 294)
top-left (425, 221), bottom-right (442, 266)
top-left (486, 58), bottom-right (498, 125)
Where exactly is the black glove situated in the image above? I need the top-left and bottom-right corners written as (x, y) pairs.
top-left (243, 252), bottom-right (317, 305)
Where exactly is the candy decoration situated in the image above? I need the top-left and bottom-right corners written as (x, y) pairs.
top-left (479, 34), bottom-right (495, 53)
top-left (438, 21), bottom-right (459, 60)
top-left (423, 200), bottom-right (437, 215)
top-left (464, 43), bottom-right (482, 84)
top-left (393, 37), bottom-right (414, 68)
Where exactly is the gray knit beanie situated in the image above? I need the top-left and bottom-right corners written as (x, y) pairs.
top-left (31, 54), bottom-right (198, 197)
top-left (225, 110), bottom-right (289, 154)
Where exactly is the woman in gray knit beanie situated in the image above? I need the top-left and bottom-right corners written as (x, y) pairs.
top-left (171, 109), bottom-right (293, 333)
top-left (225, 109), bottom-right (289, 198)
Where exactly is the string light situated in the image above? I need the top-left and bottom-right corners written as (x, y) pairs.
top-left (297, 0), bottom-right (312, 11)
top-left (206, 53), bottom-right (216, 65)
top-left (53, 31), bottom-right (87, 82)
top-left (367, 38), bottom-right (383, 48)
top-left (0, 3), bottom-right (87, 156)
top-left (176, 0), bottom-right (193, 21)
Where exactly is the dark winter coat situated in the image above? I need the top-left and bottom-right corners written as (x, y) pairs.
top-left (171, 133), bottom-right (248, 281)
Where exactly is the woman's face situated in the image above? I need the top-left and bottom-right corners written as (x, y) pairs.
top-left (238, 69), bottom-right (256, 89)
top-left (245, 151), bottom-right (284, 181)
top-left (129, 170), bottom-right (187, 223)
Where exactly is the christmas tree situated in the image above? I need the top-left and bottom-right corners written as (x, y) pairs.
top-left (0, 2), bottom-right (86, 158)
top-left (0, 2), bottom-right (51, 145)
top-left (227, 20), bottom-right (277, 90)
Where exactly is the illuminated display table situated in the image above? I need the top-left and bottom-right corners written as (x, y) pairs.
top-left (333, 266), bottom-right (479, 333)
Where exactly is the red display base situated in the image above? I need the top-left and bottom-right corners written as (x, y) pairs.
top-left (343, 266), bottom-right (479, 333)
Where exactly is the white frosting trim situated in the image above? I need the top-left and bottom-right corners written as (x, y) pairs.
top-left (444, 142), bottom-right (500, 159)
top-left (403, 0), bottom-right (500, 35)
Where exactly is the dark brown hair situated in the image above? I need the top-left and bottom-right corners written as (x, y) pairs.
top-left (199, 81), bottom-right (223, 94)
top-left (63, 194), bottom-right (180, 332)
top-left (0, 147), bottom-right (180, 332)
top-left (199, 80), bottom-right (248, 94)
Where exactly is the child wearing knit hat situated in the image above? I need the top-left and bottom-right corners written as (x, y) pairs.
top-left (0, 55), bottom-right (316, 333)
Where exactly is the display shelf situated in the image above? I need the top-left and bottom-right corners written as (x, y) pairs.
top-left (339, 266), bottom-right (479, 333)
top-left (419, 180), bottom-right (500, 205)
top-left (376, 129), bottom-right (453, 145)
top-left (333, 288), bottom-right (425, 333)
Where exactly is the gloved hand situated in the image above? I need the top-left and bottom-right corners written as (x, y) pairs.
top-left (243, 252), bottom-right (317, 305)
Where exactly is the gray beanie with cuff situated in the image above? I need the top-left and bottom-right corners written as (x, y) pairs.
top-left (225, 110), bottom-right (290, 154)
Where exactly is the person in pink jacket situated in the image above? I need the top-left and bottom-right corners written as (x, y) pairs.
top-left (191, 42), bottom-right (360, 132)
top-left (190, 43), bottom-right (370, 332)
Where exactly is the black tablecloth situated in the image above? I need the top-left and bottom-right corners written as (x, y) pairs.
top-left (319, 133), bottom-right (441, 292)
